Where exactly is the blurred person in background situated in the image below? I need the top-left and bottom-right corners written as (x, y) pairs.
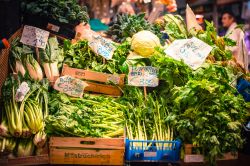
top-left (222, 11), bottom-right (249, 71)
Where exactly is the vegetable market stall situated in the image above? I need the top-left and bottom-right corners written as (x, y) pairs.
top-left (0, 3), bottom-right (249, 166)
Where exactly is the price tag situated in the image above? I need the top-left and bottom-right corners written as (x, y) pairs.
top-left (165, 37), bottom-right (212, 70)
top-left (128, 66), bottom-right (159, 87)
top-left (20, 25), bottom-right (50, 49)
top-left (47, 23), bottom-right (60, 32)
top-left (54, 75), bottom-right (88, 98)
top-left (15, 82), bottom-right (30, 102)
top-left (89, 34), bottom-right (115, 60)
top-left (144, 0), bottom-right (151, 3)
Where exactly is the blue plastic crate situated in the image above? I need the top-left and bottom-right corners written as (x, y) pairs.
top-left (237, 78), bottom-right (250, 102)
top-left (125, 139), bottom-right (181, 163)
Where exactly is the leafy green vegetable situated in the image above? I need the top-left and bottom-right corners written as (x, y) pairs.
top-left (164, 14), bottom-right (188, 41)
top-left (166, 78), bottom-right (248, 165)
top-left (150, 47), bottom-right (192, 94)
top-left (164, 15), bottom-right (236, 61)
top-left (46, 92), bottom-right (126, 138)
top-left (121, 87), bottom-right (173, 142)
top-left (107, 13), bottom-right (163, 43)
top-left (21, 0), bottom-right (89, 24)
top-left (63, 40), bottom-right (130, 74)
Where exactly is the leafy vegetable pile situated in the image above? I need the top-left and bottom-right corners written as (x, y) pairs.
top-left (164, 15), bottom-right (236, 62)
top-left (107, 13), bottom-right (163, 43)
top-left (21, 0), bottom-right (89, 24)
top-left (168, 79), bottom-right (247, 164)
top-left (63, 39), bottom-right (131, 74)
top-left (46, 92), bottom-right (125, 138)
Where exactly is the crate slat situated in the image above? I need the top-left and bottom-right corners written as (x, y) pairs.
top-left (62, 64), bottom-right (125, 85)
top-left (60, 64), bottom-right (125, 96)
top-left (50, 137), bottom-right (125, 149)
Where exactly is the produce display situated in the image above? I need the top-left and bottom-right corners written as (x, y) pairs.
top-left (0, 5), bottom-right (249, 166)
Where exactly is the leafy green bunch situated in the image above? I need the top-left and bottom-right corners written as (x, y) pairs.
top-left (46, 92), bottom-right (125, 138)
top-left (150, 47), bottom-right (193, 94)
top-left (63, 40), bottom-right (130, 74)
top-left (164, 14), bottom-right (236, 61)
top-left (21, 0), bottom-right (89, 24)
top-left (107, 13), bottom-right (163, 43)
top-left (167, 78), bottom-right (248, 165)
top-left (119, 87), bottom-right (173, 142)
top-left (195, 21), bottom-right (236, 61)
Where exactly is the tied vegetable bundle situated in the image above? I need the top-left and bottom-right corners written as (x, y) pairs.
top-left (121, 87), bottom-right (174, 143)
top-left (0, 76), bottom-right (48, 155)
top-left (10, 38), bottom-right (43, 81)
top-left (39, 37), bottom-right (63, 82)
top-left (46, 92), bottom-right (126, 138)
top-left (0, 137), bottom-right (46, 157)
top-left (10, 37), bottom-right (63, 82)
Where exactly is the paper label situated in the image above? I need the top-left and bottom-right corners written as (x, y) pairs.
top-left (107, 74), bottom-right (120, 84)
top-left (144, 0), bottom-right (151, 3)
top-left (47, 23), bottom-right (60, 32)
top-left (144, 151), bottom-right (157, 157)
top-left (128, 66), bottom-right (159, 87)
top-left (15, 82), bottom-right (30, 102)
top-left (184, 154), bottom-right (204, 163)
top-left (54, 75), bottom-right (88, 98)
top-left (165, 37), bottom-right (212, 70)
top-left (89, 34), bottom-right (115, 60)
top-left (20, 25), bottom-right (50, 49)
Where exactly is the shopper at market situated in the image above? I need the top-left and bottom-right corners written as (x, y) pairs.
top-left (222, 11), bottom-right (249, 71)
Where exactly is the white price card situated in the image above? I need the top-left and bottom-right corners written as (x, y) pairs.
top-left (165, 37), bottom-right (212, 70)
top-left (15, 82), bottom-right (30, 102)
top-left (128, 66), bottom-right (159, 87)
top-left (20, 25), bottom-right (50, 49)
top-left (89, 34), bottom-right (115, 60)
top-left (54, 75), bottom-right (88, 98)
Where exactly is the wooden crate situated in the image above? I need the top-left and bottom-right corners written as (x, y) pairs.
top-left (0, 28), bottom-right (23, 97)
top-left (49, 137), bottom-right (125, 165)
top-left (184, 144), bottom-right (238, 163)
top-left (61, 64), bottom-right (125, 96)
top-left (0, 155), bottom-right (49, 166)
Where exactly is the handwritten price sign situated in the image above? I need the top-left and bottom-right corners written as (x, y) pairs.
top-left (128, 66), bottom-right (159, 87)
top-left (165, 37), bottom-right (212, 70)
top-left (54, 75), bottom-right (88, 98)
top-left (20, 25), bottom-right (50, 49)
top-left (89, 34), bottom-right (115, 60)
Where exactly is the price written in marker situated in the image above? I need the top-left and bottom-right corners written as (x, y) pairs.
top-left (165, 37), bottom-right (212, 70)
top-left (128, 66), bottom-right (159, 87)
top-left (54, 75), bottom-right (88, 98)
top-left (89, 34), bottom-right (115, 60)
top-left (20, 25), bottom-right (50, 49)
